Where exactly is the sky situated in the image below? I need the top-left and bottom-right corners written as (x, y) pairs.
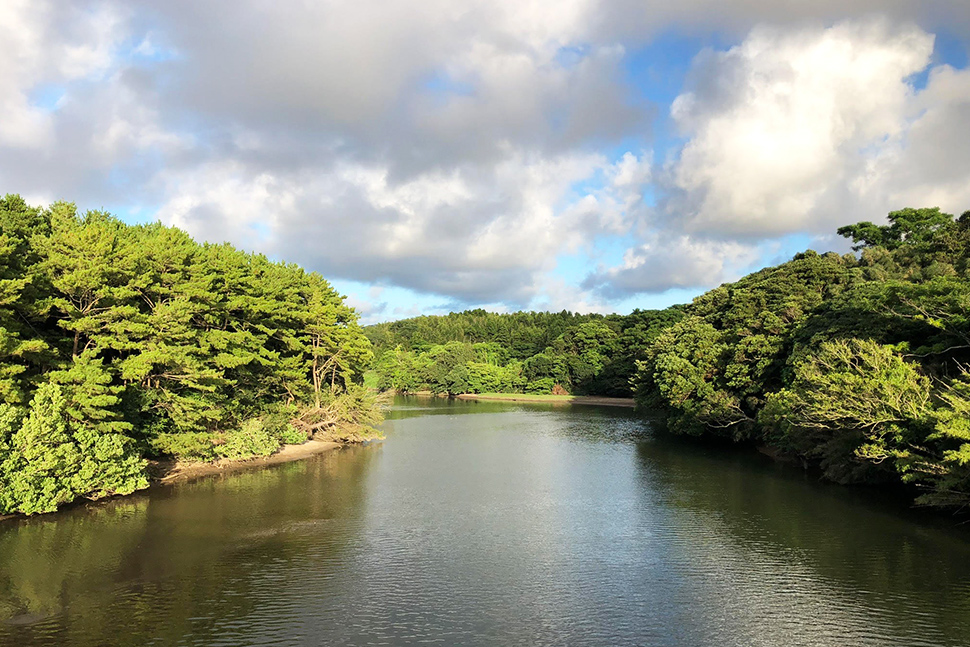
top-left (1, 1), bottom-right (969, 324)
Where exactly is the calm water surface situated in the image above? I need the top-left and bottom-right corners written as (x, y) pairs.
top-left (2, 397), bottom-right (970, 646)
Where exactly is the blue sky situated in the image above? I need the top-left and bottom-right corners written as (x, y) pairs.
top-left (2, 1), bottom-right (970, 324)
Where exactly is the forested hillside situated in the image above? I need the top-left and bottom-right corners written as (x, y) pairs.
top-left (366, 308), bottom-right (684, 397)
top-left (0, 195), bottom-right (377, 516)
top-left (369, 207), bottom-right (970, 508)
top-left (635, 207), bottom-right (970, 507)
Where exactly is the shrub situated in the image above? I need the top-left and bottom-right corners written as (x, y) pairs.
top-left (275, 424), bottom-right (309, 445)
top-left (1, 384), bottom-right (147, 515)
top-left (151, 431), bottom-right (219, 462)
top-left (216, 419), bottom-right (281, 460)
top-left (525, 378), bottom-right (556, 394)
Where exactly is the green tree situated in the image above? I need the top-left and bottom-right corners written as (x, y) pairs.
top-left (907, 375), bottom-right (970, 507)
top-left (760, 339), bottom-right (931, 483)
top-left (837, 207), bottom-right (953, 251)
top-left (0, 194), bottom-right (52, 403)
top-left (636, 316), bottom-right (749, 435)
top-left (1, 383), bottom-right (147, 515)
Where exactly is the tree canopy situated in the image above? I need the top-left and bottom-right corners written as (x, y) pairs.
top-left (366, 308), bottom-right (683, 397)
top-left (0, 195), bottom-right (377, 516)
top-left (631, 206), bottom-right (970, 508)
top-left (367, 205), bottom-right (970, 509)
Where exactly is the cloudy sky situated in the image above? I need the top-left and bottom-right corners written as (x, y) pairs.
top-left (2, 1), bottom-right (969, 323)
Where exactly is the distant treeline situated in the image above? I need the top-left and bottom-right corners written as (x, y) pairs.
top-left (366, 309), bottom-right (684, 397)
top-left (0, 195), bottom-right (377, 516)
top-left (369, 207), bottom-right (970, 508)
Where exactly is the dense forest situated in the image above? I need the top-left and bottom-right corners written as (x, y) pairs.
top-left (5, 196), bottom-right (970, 514)
top-left (0, 195), bottom-right (378, 516)
top-left (366, 309), bottom-right (684, 396)
top-left (368, 207), bottom-right (970, 508)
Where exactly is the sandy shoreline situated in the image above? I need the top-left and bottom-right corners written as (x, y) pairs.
top-left (453, 393), bottom-right (636, 408)
top-left (150, 439), bottom-right (344, 484)
top-left (0, 439), bottom-right (347, 523)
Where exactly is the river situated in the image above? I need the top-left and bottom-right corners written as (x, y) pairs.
top-left (2, 397), bottom-right (969, 646)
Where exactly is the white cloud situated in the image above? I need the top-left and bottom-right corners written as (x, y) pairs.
top-left (0, 1), bottom-right (123, 149)
top-left (153, 149), bottom-right (634, 304)
top-left (867, 64), bottom-right (970, 214)
top-left (583, 235), bottom-right (760, 297)
top-left (662, 20), bottom-right (934, 236)
top-left (3, 1), bottom-right (970, 311)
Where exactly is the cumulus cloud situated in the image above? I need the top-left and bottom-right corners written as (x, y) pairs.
top-left (2, 1), bottom-right (970, 311)
top-left (155, 148), bottom-right (647, 304)
top-left (589, 17), bottom-right (970, 297)
top-left (660, 20), bottom-right (935, 236)
top-left (866, 64), bottom-right (970, 213)
top-left (583, 236), bottom-right (759, 298)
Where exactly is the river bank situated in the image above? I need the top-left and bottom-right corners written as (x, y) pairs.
top-left (407, 391), bottom-right (636, 408)
top-left (0, 439), bottom-right (348, 523)
top-left (149, 439), bottom-right (345, 484)
top-left (455, 392), bottom-right (635, 407)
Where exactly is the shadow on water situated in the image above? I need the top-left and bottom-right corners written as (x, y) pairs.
top-left (633, 433), bottom-right (970, 646)
top-left (384, 394), bottom-right (529, 420)
top-left (0, 445), bottom-right (379, 647)
top-left (4, 399), bottom-right (970, 647)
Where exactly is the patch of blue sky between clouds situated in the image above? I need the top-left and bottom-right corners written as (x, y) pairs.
top-left (555, 44), bottom-right (590, 69)
top-left (553, 232), bottom-right (637, 285)
top-left (420, 70), bottom-right (476, 105)
top-left (248, 221), bottom-right (272, 240)
top-left (622, 30), bottom-right (734, 156)
top-left (330, 279), bottom-right (457, 325)
top-left (88, 203), bottom-right (152, 225)
top-left (562, 168), bottom-right (608, 204)
top-left (126, 34), bottom-right (180, 64)
top-left (29, 84), bottom-right (66, 112)
top-left (908, 26), bottom-right (969, 90)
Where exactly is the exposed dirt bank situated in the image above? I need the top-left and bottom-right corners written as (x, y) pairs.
top-left (453, 393), bottom-right (636, 408)
top-left (0, 439), bottom-right (350, 523)
top-left (149, 439), bottom-right (345, 485)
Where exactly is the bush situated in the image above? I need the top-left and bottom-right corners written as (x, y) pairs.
top-left (275, 424), bottom-right (309, 445)
top-left (525, 378), bottom-right (556, 394)
top-left (216, 419), bottom-right (281, 460)
top-left (151, 431), bottom-right (219, 462)
top-left (0, 384), bottom-right (147, 515)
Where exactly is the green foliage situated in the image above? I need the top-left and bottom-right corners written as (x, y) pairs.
top-left (366, 308), bottom-right (685, 399)
top-left (150, 432), bottom-right (219, 462)
top-left (760, 339), bottom-right (931, 483)
top-left (424, 342), bottom-right (477, 394)
top-left (0, 403), bottom-right (24, 512)
top-left (216, 419), bottom-right (281, 460)
top-left (275, 424), bottom-right (310, 445)
top-left (374, 346), bottom-right (422, 393)
top-left (638, 317), bottom-right (750, 436)
top-left (0, 194), bottom-right (377, 516)
top-left (0, 383), bottom-right (147, 515)
top-left (525, 377), bottom-right (556, 394)
top-left (291, 384), bottom-right (387, 442)
top-left (623, 206), bottom-right (970, 507)
top-left (907, 375), bottom-right (970, 507)
top-left (837, 207), bottom-right (954, 251)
